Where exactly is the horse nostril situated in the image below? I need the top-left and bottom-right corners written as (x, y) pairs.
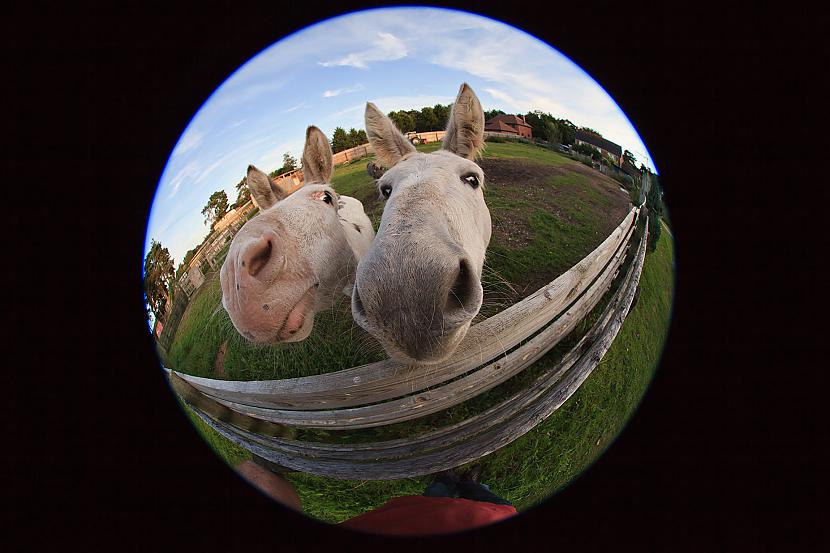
top-left (446, 258), bottom-right (476, 313)
top-left (242, 234), bottom-right (274, 277)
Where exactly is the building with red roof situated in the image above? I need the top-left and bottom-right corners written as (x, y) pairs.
top-left (484, 114), bottom-right (533, 138)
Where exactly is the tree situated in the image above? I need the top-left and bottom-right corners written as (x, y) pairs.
top-left (281, 152), bottom-right (298, 173)
top-left (558, 119), bottom-right (577, 145)
top-left (144, 239), bottom-right (175, 322)
top-left (432, 104), bottom-right (450, 130)
top-left (231, 175), bottom-right (249, 209)
top-left (388, 111), bottom-right (415, 133)
top-left (201, 190), bottom-right (229, 229)
top-left (331, 126), bottom-right (349, 153)
top-left (347, 128), bottom-right (367, 149)
top-left (545, 120), bottom-right (562, 144)
top-left (415, 106), bottom-right (438, 132)
top-left (645, 172), bottom-right (663, 252)
top-left (524, 111), bottom-right (546, 140)
top-left (483, 108), bottom-right (506, 121)
top-left (573, 142), bottom-right (600, 158)
top-left (623, 150), bottom-right (637, 167)
top-left (580, 127), bottom-right (602, 137)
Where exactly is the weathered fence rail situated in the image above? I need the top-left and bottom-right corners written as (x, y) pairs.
top-left (166, 205), bottom-right (649, 479)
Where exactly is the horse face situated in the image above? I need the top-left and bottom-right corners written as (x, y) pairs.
top-left (352, 84), bottom-right (490, 363)
top-left (221, 183), bottom-right (351, 343)
top-left (220, 126), bottom-right (354, 344)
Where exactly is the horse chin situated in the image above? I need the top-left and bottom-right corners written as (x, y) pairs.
top-left (384, 321), bottom-right (471, 365)
top-left (277, 316), bottom-right (315, 343)
top-left (274, 284), bottom-right (318, 342)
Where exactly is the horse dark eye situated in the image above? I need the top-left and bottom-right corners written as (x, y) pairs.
top-left (462, 174), bottom-right (480, 188)
top-left (323, 191), bottom-right (333, 204)
top-left (380, 183), bottom-right (392, 198)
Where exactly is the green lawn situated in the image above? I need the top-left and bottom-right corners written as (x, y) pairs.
top-left (166, 141), bottom-right (674, 522)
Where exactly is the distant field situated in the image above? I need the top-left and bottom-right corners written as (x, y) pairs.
top-left (168, 141), bottom-right (674, 523)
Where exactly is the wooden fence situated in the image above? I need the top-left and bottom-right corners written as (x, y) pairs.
top-left (166, 205), bottom-right (648, 480)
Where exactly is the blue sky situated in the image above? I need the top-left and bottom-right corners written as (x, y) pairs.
top-left (145, 6), bottom-right (658, 267)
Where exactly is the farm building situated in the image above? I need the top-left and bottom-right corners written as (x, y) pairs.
top-left (484, 114), bottom-right (533, 138)
top-left (271, 168), bottom-right (305, 198)
top-left (178, 200), bottom-right (258, 298)
top-left (574, 130), bottom-right (623, 165)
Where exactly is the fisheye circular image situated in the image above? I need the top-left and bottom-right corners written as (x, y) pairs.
top-left (143, 6), bottom-right (673, 535)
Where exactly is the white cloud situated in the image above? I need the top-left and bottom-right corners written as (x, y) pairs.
top-left (319, 31), bottom-right (408, 69)
top-left (167, 161), bottom-right (200, 198)
top-left (322, 83), bottom-right (365, 98)
top-left (282, 102), bottom-right (306, 113)
top-left (172, 130), bottom-right (205, 157)
top-left (207, 79), bottom-right (288, 112)
top-left (323, 103), bottom-right (364, 121)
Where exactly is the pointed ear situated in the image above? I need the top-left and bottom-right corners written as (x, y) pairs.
top-left (301, 126), bottom-right (333, 184)
top-left (364, 102), bottom-right (416, 168)
top-left (442, 83), bottom-right (485, 160)
top-left (246, 165), bottom-right (287, 210)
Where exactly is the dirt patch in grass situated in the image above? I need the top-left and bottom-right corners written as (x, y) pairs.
top-left (214, 340), bottom-right (228, 377)
top-left (481, 157), bottom-right (629, 233)
top-left (479, 157), bottom-right (632, 300)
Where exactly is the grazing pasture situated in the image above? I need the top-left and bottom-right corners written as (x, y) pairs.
top-left (166, 140), bottom-right (674, 521)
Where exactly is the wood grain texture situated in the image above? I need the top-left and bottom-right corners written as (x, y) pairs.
top-left (172, 208), bottom-right (639, 410)
top-left (203, 217), bottom-right (637, 429)
top-left (188, 219), bottom-right (648, 479)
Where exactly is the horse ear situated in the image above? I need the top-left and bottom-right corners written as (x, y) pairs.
top-left (443, 83), bottom-right (485, 160)
top-left (364, 102), bottom-right (416, 168)
top-left (247, 165), bottom-right (287, 210)
top-left (302, 126), bottom-right (333, 184)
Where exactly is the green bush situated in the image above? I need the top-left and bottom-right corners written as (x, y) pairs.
top-left (610, 172), bottom-right (634, 189)
top-left (572, 142), bottom-right (600, 159)
top-left (484, 134), bottom-right (534, 145)
top-left (646, 174), bottom-right (663, 251)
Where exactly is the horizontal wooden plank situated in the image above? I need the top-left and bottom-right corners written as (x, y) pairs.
top-left (190, 220), bottom-right (648, 479)
top-left (205, 217), bottom-right (636, 429)
top-left (172, 207), bottom-right (639, 410)
top-left (169, 372), bottom-right (295, 439)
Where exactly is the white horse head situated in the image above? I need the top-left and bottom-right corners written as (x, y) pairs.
top-left (220, 126), bottom-right (374, 344)
top-left (351, 83), bottom-right (491, 364)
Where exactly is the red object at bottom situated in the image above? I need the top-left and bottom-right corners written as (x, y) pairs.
top-left (339, 495), bottom-right (517, 536)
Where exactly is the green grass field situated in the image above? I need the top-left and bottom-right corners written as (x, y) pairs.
top-left (166, 141), bottom-right (674, 522)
